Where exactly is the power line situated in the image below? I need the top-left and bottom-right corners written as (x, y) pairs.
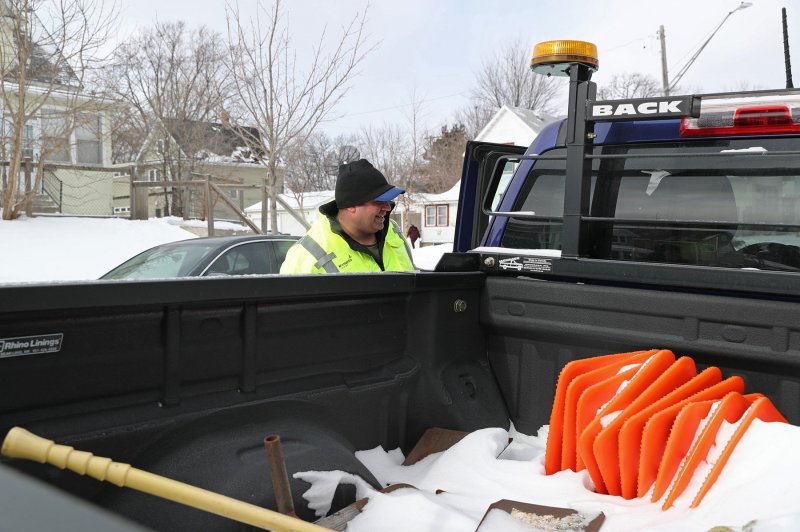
top-left (600, 34), bottom-right (655, 54)
top-left (334, 90), bottom-right (470, 118)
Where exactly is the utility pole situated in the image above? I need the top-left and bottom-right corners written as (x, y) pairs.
top-left (659, 25), bottom-right (670, 96)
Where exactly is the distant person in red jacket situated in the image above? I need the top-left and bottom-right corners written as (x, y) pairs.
top-left (407, 224), bottom-right (420, 248)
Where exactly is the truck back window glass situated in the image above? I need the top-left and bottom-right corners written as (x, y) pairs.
top-left (501, 139), bottom-right (800, 271)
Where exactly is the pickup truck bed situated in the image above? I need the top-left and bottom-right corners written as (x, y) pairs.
top-left (2, 271), bottom-right (797, 529)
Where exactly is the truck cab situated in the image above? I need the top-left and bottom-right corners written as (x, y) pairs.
top-left (454, 82), bottom-right (800, 296)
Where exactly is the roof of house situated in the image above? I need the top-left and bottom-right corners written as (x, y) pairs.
top-left (416, 181), bottom-right (460, 204)
top-left (474, 105), bottom-right (555, 146)
top-left (162, 119), bottom-right (264, 164)
top-left (245, 190), bottom-right (335, 213)
top-left (0, 8), bottom-right (80, 87)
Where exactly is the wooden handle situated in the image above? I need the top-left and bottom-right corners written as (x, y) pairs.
top-left (2, 427), bottom-right (329, 532)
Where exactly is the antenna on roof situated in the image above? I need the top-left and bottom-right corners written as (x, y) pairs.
top-left (783, 7), bottom-right (794, 89)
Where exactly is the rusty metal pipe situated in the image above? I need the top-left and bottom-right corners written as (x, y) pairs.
top-left (264, 434), bottom-right (296, 517)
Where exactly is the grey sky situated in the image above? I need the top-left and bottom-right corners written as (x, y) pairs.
top-left (115, 0), bottom-right (799, 136)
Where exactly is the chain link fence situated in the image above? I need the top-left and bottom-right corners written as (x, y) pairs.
top-left (0, 159), bottom-right (134, 217)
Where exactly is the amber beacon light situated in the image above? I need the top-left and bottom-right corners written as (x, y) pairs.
top-left (530, 40), bottom-right (599, 77)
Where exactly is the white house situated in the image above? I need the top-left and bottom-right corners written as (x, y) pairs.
top-left (475, 105), bottom-right (555, 146)
top-left (245, 190), bottom-right (334, 235)
top-left (409, 105), bottom-right (556, 247)
top-left (414, 181), bottom-right (460, 246)
top-left (0, 5), bottom-right (117, 217)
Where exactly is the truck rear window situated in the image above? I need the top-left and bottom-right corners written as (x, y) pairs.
top-left (501, 138), bottom-right (800, 271)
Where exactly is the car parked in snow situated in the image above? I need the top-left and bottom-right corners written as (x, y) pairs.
top-left (100, 235), bottom-right (299, 279)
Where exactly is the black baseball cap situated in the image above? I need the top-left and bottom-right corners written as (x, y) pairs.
top-left (335, 159), bottom-right (405, 209)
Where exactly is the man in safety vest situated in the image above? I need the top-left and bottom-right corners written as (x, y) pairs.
top-left (280, 159), bottom-right (415, 274)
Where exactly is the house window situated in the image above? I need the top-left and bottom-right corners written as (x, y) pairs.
top-left (0, 115), bottom-right (8, 152)
top-left (21, 124), bottom-right (34, 160)
top-left (1, 117), bottom-right (34, 159)
top-left (76, 114), bottom-right (102, 164)
top-left (148, 169), bottom-right (162, 182)
top-left (425, 204), bottom-right (449, 227)
top-left (41, 110), bottom-right (71, 163)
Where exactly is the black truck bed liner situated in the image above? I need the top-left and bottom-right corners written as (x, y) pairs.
top-left (1, 272), bottom-right (798, 529)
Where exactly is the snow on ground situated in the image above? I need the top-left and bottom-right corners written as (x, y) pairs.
top-left (412, 242), bottom-right (452, 271)
top-left (0, 216), bottom-right (199, 283)
top-left (297, 423), bottom-right (800, 532)
top-left (0, 215), bottom-right (448, 283)
top-left (0, 217), bottom-right (196, 283)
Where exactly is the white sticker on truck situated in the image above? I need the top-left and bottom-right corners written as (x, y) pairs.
top-left (0, 334), bottom-right (63, 358)
top-left (498, 256), bottom-right (553, 273)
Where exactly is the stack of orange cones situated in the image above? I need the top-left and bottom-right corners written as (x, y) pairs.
top-left (544, 349), bottom-right (788, 509)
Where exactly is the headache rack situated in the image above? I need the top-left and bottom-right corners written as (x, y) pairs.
top-left (444, 47), bottom-right (800, 299)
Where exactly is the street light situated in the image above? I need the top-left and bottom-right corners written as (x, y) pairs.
top-left (659, 2), bottom-right (752, 96)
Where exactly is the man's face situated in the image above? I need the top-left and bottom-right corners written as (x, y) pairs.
top-left (353, 200), bottom-right (392, 234)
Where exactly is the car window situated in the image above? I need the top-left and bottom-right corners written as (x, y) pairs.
top-left (271, 240), bottom-right (296, 272)
top-left (102, 242), bottom-right (218, 279)
top-left (205, 242), bottom-right (270, 276)
top-left (137, 251), bottom-right (187, 277)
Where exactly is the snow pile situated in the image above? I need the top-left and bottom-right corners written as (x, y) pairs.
top-left (413, 243), bottom-right (452, 271)
top-left (295, 423), bottom-right (800, 531)
top-left (0, 216), bottom-right (198, 283)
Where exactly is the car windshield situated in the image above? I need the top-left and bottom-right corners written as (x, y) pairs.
top-left (102, 241), bottom-right (220, 279)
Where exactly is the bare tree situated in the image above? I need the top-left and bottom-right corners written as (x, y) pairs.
top-left (104, 22), bottom-right (231, 128)
top-left (455, 102), bottom-right (495, 140)
top-left (100, 21), bottom-right (233, 216)
top-left (106, 104), bottom-right (144, 164)
top-left (358, 123), bottom-right (412, 188)
top-left (282, 131), bottom-right (363, 218)
top-left (283, 130), bottom-right (337, 218)
top-left (394, 90), bottom-right (426, 230)
top-left (357, 123), bottom-right (421, 231)
top-left (0, 0), bottom-right (117, 220)
top-left (723, 81), bottom-right (765, 93)
top-left (597, 72), bottom-right (661, 100)
top-left (471, 37), bottom-right (562, 115)
top-left (224, 0), bottom-right (373, 233)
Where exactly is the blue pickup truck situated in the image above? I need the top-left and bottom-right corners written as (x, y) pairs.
top-left (454, 83), bottom-right (800, 295)
top-left (1, 41), bottom-right (799, 530)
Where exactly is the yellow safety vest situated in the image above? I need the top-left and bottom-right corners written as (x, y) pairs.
top-left (280, 216), bottom-right (415, 274)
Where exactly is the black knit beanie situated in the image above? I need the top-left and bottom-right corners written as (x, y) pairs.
top-left (335, 159), bottom-right (405, 209)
